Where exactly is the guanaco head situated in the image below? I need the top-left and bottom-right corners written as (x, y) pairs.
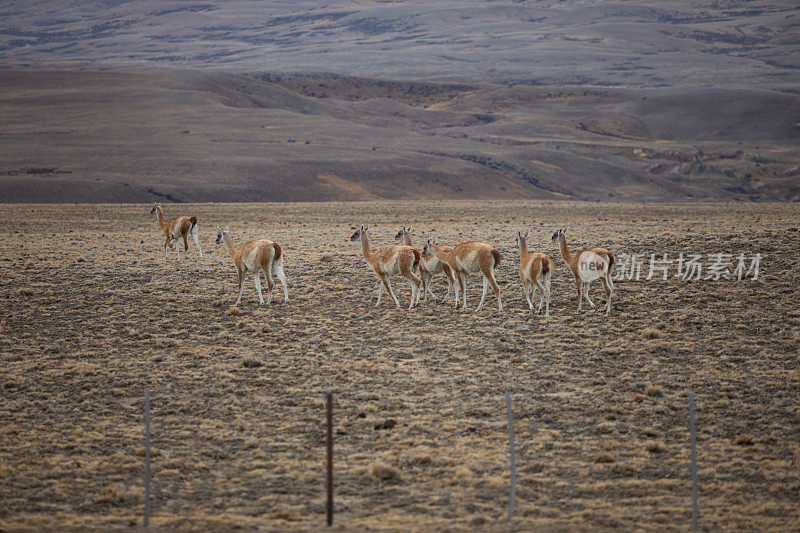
top-left (215, 225), bottom-right (230, 245)
top-left (350, 224), bottom-right (369, 241)
top-left (515, 230), bottom-right (529, 249)
top-left (394, 225), bottom-right (412, 242)
top-left (421, 237), bottom-right (437, 257)
top-left (149, 202), bottom-right (162, 215)
top-left (551, 228), bottom-right (565, 244)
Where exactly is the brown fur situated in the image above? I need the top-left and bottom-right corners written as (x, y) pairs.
top-left (492, 249), bottom-right (502, 268)
top-left (540, 257), bottom-right (550, 276)
top-left (444, 240), bottom-right (502, 311)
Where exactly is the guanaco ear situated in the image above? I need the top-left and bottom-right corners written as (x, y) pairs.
top-left (524, 230), bottom-right (529, 239)
top-left (364, 225), bottom-right (370, 232)
top-left (225, 225), bottom-right (230, 232)
top-left (408, 225), bottom-right (412, 233)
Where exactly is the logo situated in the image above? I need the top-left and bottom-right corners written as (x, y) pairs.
top-left (577, 251), bottom-right (608, 282)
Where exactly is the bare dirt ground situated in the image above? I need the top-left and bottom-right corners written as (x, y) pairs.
top-left (1, 201), bottom-right (799, 531)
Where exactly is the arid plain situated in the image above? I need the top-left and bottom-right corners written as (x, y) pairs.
top-left (1, 201), bottom-right (798, 530)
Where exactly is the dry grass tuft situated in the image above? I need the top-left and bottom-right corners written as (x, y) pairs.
top-left (482, 476), bottom-right (506, 489)
top-left (645, 440), bottom-right (666, 453)
top-left (612, 463), bottom-right (636, 477)
top-left (453, 465), bottom-right (473, 481)
top-left (409, 454), bottom-right (432, 465)
top-left (641, 327), bottom-right (662, 339)
top-left (594, 453), bottom-right (615, 463)
top-left (242, 357), bottom-right (262, 368)
top-left (95, 484), bottom-right (126, 504)
top-left (368, 461), bottom-right (401, 481)
top-left (735, 434), bottom-right (754, 446)
top-left (645, 384), bottom-right (663, 397)
top-left (227, 306), bottom-right (241, 316)
top-left (267, 510), bottom-right (303, 521)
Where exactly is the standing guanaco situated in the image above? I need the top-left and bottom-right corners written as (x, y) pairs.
top-left (215, 226), bottom-right (288, 306)
top-left (150, 202), bottom-right (202, 261)
top-left (395, 226), bottom-right (455, 304)
top-left (351, 225), bottom-right (421, 309)
top-left (551, 228), bottom-right (614, 314)
top-left (515, 230), bottom-right (553, 316)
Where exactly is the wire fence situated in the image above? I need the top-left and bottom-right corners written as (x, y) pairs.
top-left (138, 387), bottom-right (701, 529)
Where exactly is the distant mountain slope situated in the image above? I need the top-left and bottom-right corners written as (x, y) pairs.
top-left (1, 68), bottom-right (797, 202)
top-left (0, 1), bottom-right (797, 88)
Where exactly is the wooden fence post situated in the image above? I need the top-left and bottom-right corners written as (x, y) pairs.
top-left (506, 390), bottom-right (517, 524)
top-left (326, 390), bottom-right (333, 527)
top-left (144, 388), bottom-right (151, 528)
top-left (689, 391), bottom-right (698, 530)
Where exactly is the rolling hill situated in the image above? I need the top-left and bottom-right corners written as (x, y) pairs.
top-left (0, 1), bottom-right (798, 202)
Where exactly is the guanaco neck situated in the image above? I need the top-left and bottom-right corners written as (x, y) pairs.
top-left (403, 232), bottom-right (412, 247)
top-left (519, 238), bottom-right (528, 259)
top-left (360, 232), bottom-right (373, 263)
top-left (557, 234), bottom-right (573, 265)
top-left (432, 243), bottom-right (450, 264)
top-left (156, 207), bottom-right (167, 230)
top-left (223, 233), bottom-right (239, 261)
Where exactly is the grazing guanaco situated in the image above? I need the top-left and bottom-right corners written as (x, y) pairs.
top-left (150, 202), bottom-right (202, 261)
top-left (515, 230), bottom-right (554, 316)
top-left (215, 226), bottom-right (288, 306)
top-left (435, 239), bottom-right (503, 312)
top-left (351, 225), bottom-right (421, 309)
top-left (551, 228), bottom-right (614, 314)
top-left (394, 226), bottom-right (455, 304)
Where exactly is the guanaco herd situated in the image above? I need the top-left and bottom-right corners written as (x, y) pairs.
top-left (150, 202), bottom-right (616, 315)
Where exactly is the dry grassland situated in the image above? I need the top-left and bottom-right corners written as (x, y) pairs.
top-left (1, 201), bottom-right (798, 530)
